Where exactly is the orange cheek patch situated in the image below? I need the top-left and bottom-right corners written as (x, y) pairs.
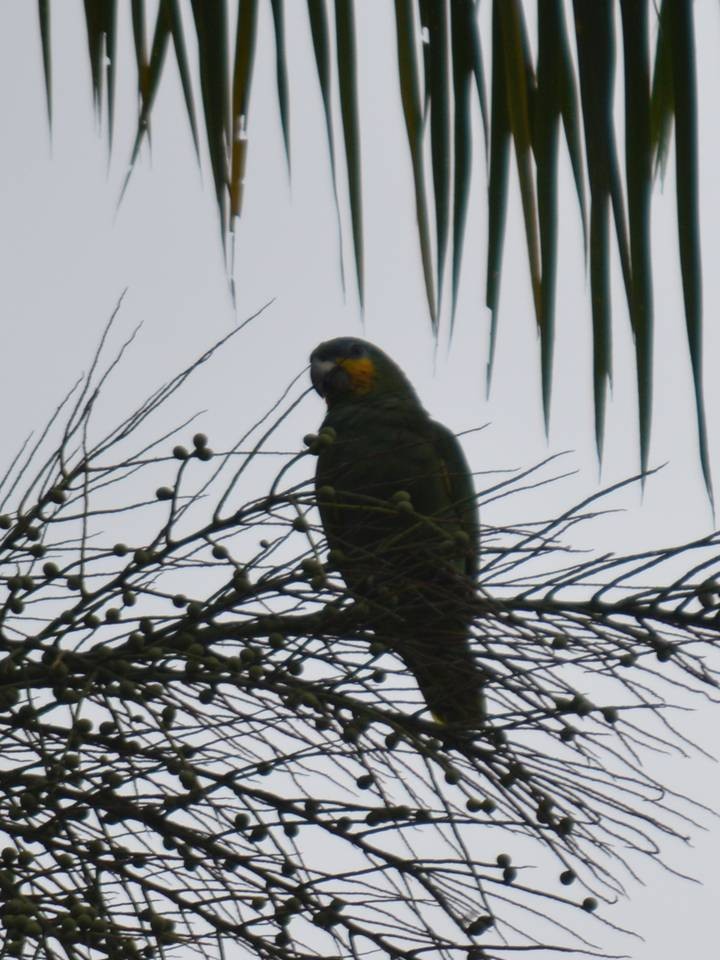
top-left (339, 357), bottom-right (376, 394)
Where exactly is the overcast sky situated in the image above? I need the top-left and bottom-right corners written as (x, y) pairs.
top-left (0, 3), bottom-right (719, 958)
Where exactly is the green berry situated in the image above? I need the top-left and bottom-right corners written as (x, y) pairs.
top-left (316, 429), bottom-right (336, 448)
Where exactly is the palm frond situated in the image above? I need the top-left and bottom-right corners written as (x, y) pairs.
top-left (37, 1), bottom-right (712, 496)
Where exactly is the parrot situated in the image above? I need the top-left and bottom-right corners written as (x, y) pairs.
top-left (309, 337), bottom-right (486, 725)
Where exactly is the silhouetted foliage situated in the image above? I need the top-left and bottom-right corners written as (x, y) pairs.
top-left (0, 307), bottom-right (717, 959)
top-left (35, 1), bottom-right (711, 490)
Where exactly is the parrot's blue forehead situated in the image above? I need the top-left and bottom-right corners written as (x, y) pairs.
top-left (311, 337), bottom-right (374, 363)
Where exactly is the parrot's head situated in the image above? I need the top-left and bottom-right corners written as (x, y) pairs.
top-left (310, 338), bottom-right (418, 406)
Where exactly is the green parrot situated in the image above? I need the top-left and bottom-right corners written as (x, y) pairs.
top-left (310, 337), bottom-right (485, 724)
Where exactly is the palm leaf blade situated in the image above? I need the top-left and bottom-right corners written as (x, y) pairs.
top-left (450, 0), bottom-right (474, 328)
top-left (574, 0), bottom-right (628, 458)
top-left (307, 0), bottom-right (346, 293)
top-left (669, 0), bottom-right (713, 502)
top-left (650, 0), bottom-right (673, 179)
top-left (270, 0), bottom-right (291, 175)
top-left (499, 2), bottom-right (542, 337)
top-left (83, 0), bottom-right (104, 114)
top-left (167, 0), bottom-right (200, 158)
top-left (335, 0), bottom-right (364, 307)
top-left (536, 0), bottom-right (564, 429)
top-left (555, 3), bottom-right (587, 247)
top-left (121, 3), bottom-right (171, 202)
top-left (395, 0), bottom-right (437, 327)
top-left (427, 0), bottom-right (451, 308)
top-left (468, 5), bottom-right (488, 151)
top-left (104, 0), bottom-right (117, 149)
top-left (38, 0), bottom-right (52, 128)
top-left (230, 0), bottom-right (259, 223)
top-left (621, 0), bottom-right (654, 478)
top-left (131, 0), bottom-right (148, 104)
top-left (486, 0), bottom-right (511, 389)
top-left (190, 2), bottom-right (230, 244)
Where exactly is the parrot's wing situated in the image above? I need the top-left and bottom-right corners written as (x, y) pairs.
top-left (428, 420), bottom-right (479, 580)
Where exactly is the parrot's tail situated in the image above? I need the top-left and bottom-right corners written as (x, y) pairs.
top-left (396, 631), bottom-right (487, 725)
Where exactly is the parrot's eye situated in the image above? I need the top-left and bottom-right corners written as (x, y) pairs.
top-left (348, 343), bottom-right (363, 358)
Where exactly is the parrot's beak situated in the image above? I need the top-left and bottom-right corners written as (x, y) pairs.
top-left (310, 356), bottom-right (339, 397)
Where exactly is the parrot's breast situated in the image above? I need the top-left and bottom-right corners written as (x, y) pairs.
top-left (316, 399), bottom-right (467, 588)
